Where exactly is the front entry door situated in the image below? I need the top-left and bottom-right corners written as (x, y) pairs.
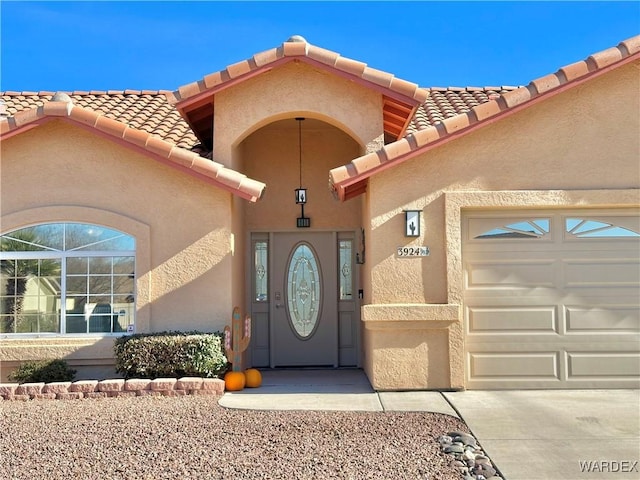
top-left (271, 232), bottom-right (338, 367)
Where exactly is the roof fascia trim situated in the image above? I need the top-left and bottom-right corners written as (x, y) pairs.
top-left (331, 50), bottom-right (640, 201)
top-left (174, 58), bottom-right (288, 110)
top-left (173, 56), bottom-right (426, 111)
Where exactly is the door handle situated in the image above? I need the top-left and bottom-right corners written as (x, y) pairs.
top-left (275, 303), bottom-right (283, 309)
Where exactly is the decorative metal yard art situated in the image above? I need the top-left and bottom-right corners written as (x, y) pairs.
top-left (224, 307), bottom-right (251, 372)
top-left (223, 307), bottom-right (262, 390)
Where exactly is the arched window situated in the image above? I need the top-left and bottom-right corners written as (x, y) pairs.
top-left (0, 223), bottom-right (135, 335)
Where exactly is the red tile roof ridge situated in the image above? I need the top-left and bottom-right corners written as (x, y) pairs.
top-left (0, 101), bottom-right (265, 202)
top-left (329, 34), bottom-right (640, 201)
top-left (170, 37), bottom-right (430, 106)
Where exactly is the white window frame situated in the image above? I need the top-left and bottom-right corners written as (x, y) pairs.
top-left (1, 223), bottom-right (136, 337)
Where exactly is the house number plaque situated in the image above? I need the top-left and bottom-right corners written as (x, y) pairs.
top-left (397, 246), bottom-right (430, 257)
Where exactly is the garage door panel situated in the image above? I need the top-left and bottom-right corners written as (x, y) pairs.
top-left (565, 305), bottom-right (640, 333)
top-left (468, 306), bottom-right (557, 334)
top-left (567, 352), bottom-right (640, 378)
top-left (467, 335), bottom-right (640, 347)
top-left (564, 259), bottom-right (640, 287)
top-left (466, 260), bottom-right (556, 288)
top-left (463, 209), bottom-right (640, 389)
top-left (467, 345), bottom-right (640, 386)
top-left (468, 352), bottom-right (560, 379)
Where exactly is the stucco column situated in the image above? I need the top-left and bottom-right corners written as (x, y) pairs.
top-left (361, 304), bottom-right (461, 390)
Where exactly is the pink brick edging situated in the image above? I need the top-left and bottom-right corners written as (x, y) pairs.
top-left (0, 377), bottom-right (225, 401)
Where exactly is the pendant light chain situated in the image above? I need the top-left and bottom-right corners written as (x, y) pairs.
top-left (294, 117), bottom-right (310, 227)
top-left (297, 117), bottom-right (304, 188)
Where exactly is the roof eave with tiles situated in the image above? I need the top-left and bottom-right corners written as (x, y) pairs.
top-left (0, 90), bottom-right (200, 150)
top-left (0, 97), bottom-right (266, 202)
top-left (329, 35), bottom-right (640, 201)
top-left (3, 35), bottom-right (638, 203)
top-left (169, 38), bottom-right (429, 105)
top-left (168, 36), bottom-right (431, 146)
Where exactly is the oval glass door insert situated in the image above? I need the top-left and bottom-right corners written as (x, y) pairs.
top-left (286, 243), bottom-right (322, 339)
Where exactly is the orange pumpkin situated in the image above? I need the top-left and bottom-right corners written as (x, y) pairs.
top-left (244, 368), bottom-right (262, 388)
top-left (224, 371), bottom-right (246, 391)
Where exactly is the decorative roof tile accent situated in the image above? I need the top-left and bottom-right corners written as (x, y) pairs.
top-left (0, 90), bottom-right (198, 150)
top-left (170, 39), bottom-right (430, 105)
top-left (168, 37), bottom-right (431, 147)
top-left (329, 35), bottom-right (640, 201)
top-left (0, 96), bottom-right (265, 202)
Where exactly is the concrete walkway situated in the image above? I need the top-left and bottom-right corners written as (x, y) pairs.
top-left (218, 369), bottom-right (458, 416)
top-left (219, 369), bottom-right (640, 480)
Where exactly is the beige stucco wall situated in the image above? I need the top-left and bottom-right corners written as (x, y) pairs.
top-left (362, 304), bottom-right (460, 390)
top-left (0, 121), bottom-right (236, 380)
top-left (241, 119), bottom-right (362, 231)
top-left (212, 61), bottom-right (385, 170)
top-left (370, 62), bottom-right (640, 305)
top-left (231, 196), bottom-right (246, 314)
top-left (363, 62), bottom-right (640, 389)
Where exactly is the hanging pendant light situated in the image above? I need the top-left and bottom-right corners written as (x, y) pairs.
top-left (295, 117), bottom-right (310, 228)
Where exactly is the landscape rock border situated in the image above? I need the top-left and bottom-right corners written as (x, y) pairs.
top-left (439, 430), bottom-right (503, 480)
top-left (0, 377), bottom-right (225, 401)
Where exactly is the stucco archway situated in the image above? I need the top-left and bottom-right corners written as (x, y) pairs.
top-left (239, 117), bottom-right (363, 231)
top-left (236, 117), bottom-right (364, 368)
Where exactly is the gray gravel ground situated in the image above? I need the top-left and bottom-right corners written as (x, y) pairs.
top-left (1, 395), bottom-right (471, 480)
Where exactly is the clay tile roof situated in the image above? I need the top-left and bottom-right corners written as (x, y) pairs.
top-left (3, 35), bottom-right (637, 203)
top-left (330, 34), bottom-right (640, 201)
top-left (170, 37), bottom-right (429, 105)
top-left (0, 90), bottom-right (199, 150)
top-left (169, 36), bottom-right (431, 148)
top-left (0, 94), bottom-right (265, 202)
top-left (406, 86), bottom-right (518, 134)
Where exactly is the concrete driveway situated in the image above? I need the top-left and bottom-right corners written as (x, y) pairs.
top-left (444, 390), bottom-right (640, 480)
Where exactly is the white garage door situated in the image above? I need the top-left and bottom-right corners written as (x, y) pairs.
top-left (463, 209), bottom-right (640, 389)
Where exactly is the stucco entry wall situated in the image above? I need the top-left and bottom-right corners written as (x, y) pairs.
top-left (212, 61), bottom-right (385, 170)
top-left (363, 62), bottom-right (640, 390)
top-left (241, 119), bottom-right (362, 231)
top-left (362, 304), bottom-right (460, 390)
top-left (0, 121), bottom-right (235, 380)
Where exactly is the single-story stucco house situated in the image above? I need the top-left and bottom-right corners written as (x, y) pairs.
top-left (1, 34), bottom-right (639, 390)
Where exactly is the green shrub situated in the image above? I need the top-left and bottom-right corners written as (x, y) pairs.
top-left (8, 359), bottom-right (77, 383)
top-left (114, 331), bottom-right (228, 379)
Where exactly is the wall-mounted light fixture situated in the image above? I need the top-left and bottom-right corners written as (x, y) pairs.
top-left (404, 210), bottom-right (421, 237)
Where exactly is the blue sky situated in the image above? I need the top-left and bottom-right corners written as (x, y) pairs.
top-left (1, 1), bottom-right (638, 92)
